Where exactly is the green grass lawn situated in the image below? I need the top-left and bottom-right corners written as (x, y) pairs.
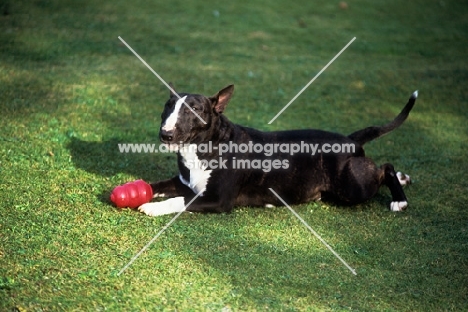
top-left (1, 0), bottom-right (467, 310)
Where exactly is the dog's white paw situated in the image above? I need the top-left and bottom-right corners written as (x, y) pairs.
top-left (138, 197), bottom-right (186, 216)
top-left (390, 201), bottom-right (408, 212)
top-left (396, 172), bottom-right (411, 186)
top-left (265, 204), bottom-right (275, 208)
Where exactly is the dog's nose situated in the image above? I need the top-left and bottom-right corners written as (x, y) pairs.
top-left (160, 129), bottom-right (174, 142)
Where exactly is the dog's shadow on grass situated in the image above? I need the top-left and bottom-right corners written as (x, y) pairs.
top-left (67, 136), bottom-right (176, 206)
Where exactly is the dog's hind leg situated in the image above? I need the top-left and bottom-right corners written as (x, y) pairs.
top-left (396, 171), bottom-right (411, 186)
top-left (381, 163), bottom-right (409, 211)
top-left (331, 157), bottom-right (382, 205)
top-left (331, 158), bottom-right (409, 211)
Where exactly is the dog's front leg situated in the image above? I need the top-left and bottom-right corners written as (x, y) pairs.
top-left (149, 176), bottom-right (194, 198)
top-left (139, 192), bottom-right (234, 216)
top-left (138, 196), bottom-right (186, 216)
top-left (138, 176), bottom-right (197, 216)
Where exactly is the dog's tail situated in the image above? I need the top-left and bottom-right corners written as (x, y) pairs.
top-left (348, 91), bottom-right (418, 146)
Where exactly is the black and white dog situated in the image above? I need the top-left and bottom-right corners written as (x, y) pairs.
top-left (138, 85), bottom-right (416, 216)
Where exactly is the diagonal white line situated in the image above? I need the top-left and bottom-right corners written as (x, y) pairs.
top-left (118, 36), bottom-right (207, 125)
top-left (268, 188), bottom-right (357, 275)
top-left (117, 188), bottom-right (205, 276)
top-left (268, 37), bottom-right (356, 124)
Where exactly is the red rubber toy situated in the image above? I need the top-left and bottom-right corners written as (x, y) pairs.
top-left (110, 180), bottom-right (153, 208)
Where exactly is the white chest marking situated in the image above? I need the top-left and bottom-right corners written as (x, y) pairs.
top-left (179, 144), bottom-right (212, 196)
top-left (162, 96), bottom-right (186, 131)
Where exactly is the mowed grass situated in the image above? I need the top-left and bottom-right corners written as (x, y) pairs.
top-left (1, 0), bottom-right (467, 310)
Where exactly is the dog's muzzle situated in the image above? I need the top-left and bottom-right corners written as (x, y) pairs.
top-left (159, 129), bottom-right (174, 143)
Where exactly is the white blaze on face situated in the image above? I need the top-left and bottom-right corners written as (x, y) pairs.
top-left (162, 96), bottom-right (187, 131)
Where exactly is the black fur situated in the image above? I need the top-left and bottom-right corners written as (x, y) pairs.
top-left (149, 85), bottom-right (416, 213)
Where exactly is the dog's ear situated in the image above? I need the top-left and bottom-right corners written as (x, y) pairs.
top-left (211, 85), bottom-right (234, 114)
top-left (168, 82), bottom-right (177, 98)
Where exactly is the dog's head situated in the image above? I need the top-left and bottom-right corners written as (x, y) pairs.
top-left (159, 84), bottom-right (234, 145)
